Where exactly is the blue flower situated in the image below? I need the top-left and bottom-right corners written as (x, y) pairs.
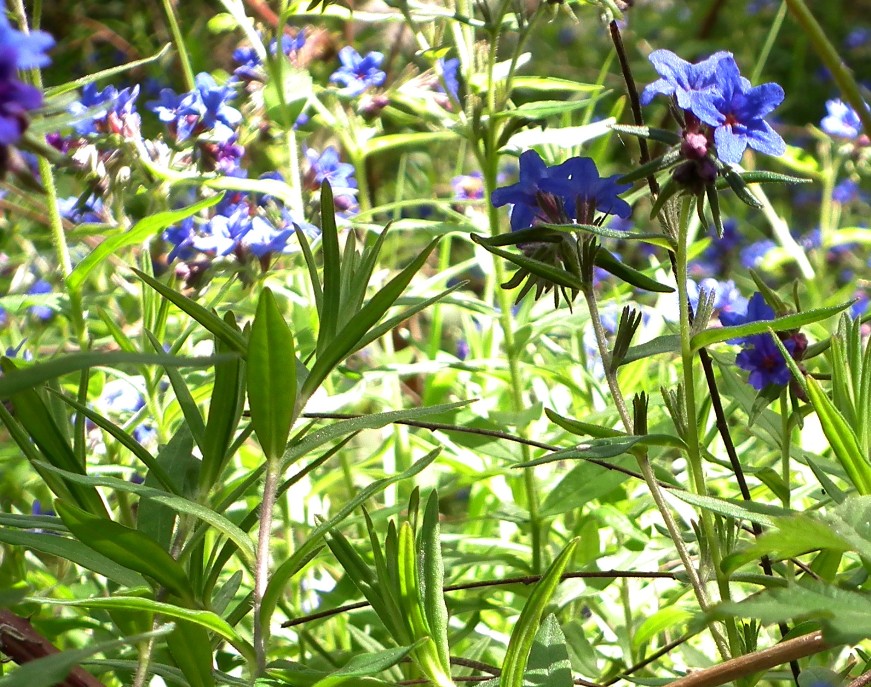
top-left (148, 73), bottom-right (241, 142)
top-left (491, 150), bottom-right (631, 231)
top-left (0, 14), bottom-right (54, 69)
top-left (329, 47), bottom-right (386, 96)
top-left (27, 279), bottom-right (55, 321)
top-left (720, 291), bottom-right (774, 345)
top-left (58, 194), bottom-right (106, 224)
top-left (740, 239), bottom-right (776, 269)
top-left (305, 146), bottom-right (357, 190)
top-left (270, 31), bottom-right (306, 57)
top-left (0, 49), bottom-right (44, 145)
top-left (68, 83), bottom-right (141, 137)
top-left (689, 56), bottom-right (785, 164)
top-left (233, 46), bottom-right (263, 81)
top-left (541, 156), bottom-right (632, 223)
top-left (736, 333), bottom-right (796, 390)
top-left (437, 58), bottom-right (460, 101)
top-left (832, 179), bottom-right (866, 204)
top-left (821, 99), bottom-right (867, 139)
top-left (98, 378), bottom-right (145, 414)
top-left (641, 49), bottom-right (732, 110)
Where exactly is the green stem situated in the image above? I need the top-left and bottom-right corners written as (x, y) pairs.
top-left (675, 199), bottom-right (738, 659)
top-left (784, 0), bottom-right (871, 138)
top-left (160, 0), bottom-right (196, 91)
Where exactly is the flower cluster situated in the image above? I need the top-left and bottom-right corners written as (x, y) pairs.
top-left (0, 14), bottom-right (53, 172)
top-left (304, 146), bottom-right (358, 215)
top-left (148, 73), bottom-right (242, 143)
top-left (491, 150), bottom-right (631, 231)
top-left (821, 98), bottom-right (869, 145)
top-left (642, 49), bottom-right (786, 167)
top-left (67, 83), bottom-right (141, 138)
top-left (161, 178), bottom-right (319, 280)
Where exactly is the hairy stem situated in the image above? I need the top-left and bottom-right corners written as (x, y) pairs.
top-left (254, 457), bottom-right (280, 675)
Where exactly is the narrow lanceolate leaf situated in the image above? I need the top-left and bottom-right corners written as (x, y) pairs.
top-left (133, 268), bottom-right (247, 354)
top-left (317, 181), bottom-right (341, 357)
top-left (37, 596), bottom-right (255, 664)
top-left (55, 499), bottom-right (195, 604)
top-left (248, 287), bottom-right (297, 461)
top-left (301, 238), bottom-right (440, 401)
top-left (167, 620), bottom-right (215, 687)
top-left (500, 538), bottom-right (579, 687)
top-left (68, 194), bottom-right (223, 291)
top-left (691, 300), bottom-right (854, 351)
top-left (806, 376), bottom-right (871, 495)
top-left (526, 614), bottom-right (573, 687)
top-left (594, 250), bottom-right (675, 293)
top-left (311, 643), bottom-right (422, 687)
top-left (420, 491), bottom-right (451, 672)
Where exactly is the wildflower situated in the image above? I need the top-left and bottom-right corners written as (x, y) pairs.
top-left (148, 73), bottom-right (241, 143)
top-left (27, 279), bottom-right (55, 321)
top-left (98, 378), bottom-right (145, 414)
top-left (305, 146), bottom-right (357, 190)
top-left (739, 239), bottom-right (776, 269)
top-left (820, 99), bottom-right (867, 141)
top-left (736, 333), bottom-right (796, 390)
top-left (689, 56), bottom-right (785, 164)
top-left (198, 136), bottom-right (244, 173)
top-left (719, 291), bottom-right (774, 332)
top-left (233, 46), bottom-right (263, 82)
top-left (437, 58), bottom-right (460, 101)
top-left (0, 51), bottom-right (43, 146)
top-left (451, 172), bottom-right (484, 201)
top-left (68, 83), bottom-right (141, 137)
top-left (0, 15), bottom-right (53, 69)
top-left (329, 47), bottom-right (386, 96)
top-left (58, 194), bottom-right (106, 224)
top-left (641, 49), bottom-right (732, 111)
top-left (832, 179), bottom-right (866, 204)
top-left (491, 150), bottom-right (631, 231)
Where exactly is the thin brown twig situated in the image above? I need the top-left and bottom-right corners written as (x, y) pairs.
top-left (281, 570), bottom-right (677, 628)
top-left (847, 667), bottom-right (871, 687)
top-left (665, 631), bottom-right (830, 687)
top-left (604, 631), bottom-right (700, 686)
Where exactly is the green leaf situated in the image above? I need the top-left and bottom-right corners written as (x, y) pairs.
top-left (318, 181), bottom-right (342, 356)
top-left (248, 288), bottom-right (298, 461)
top-left (540, 456), bottom-right (634, 516)
top-left (609, 124), bottom-right (682, 145)
top-left (311, 644), bottom-right (421, 687)
top-left (493, 99), bottom-right (595, 120)
top-left (805, 376), bottom-right (871, 495)
top-left (594, 250), bottom-right (675, 293)
top-left (68, 195), bottom-right (223, 291)
top-left (714, 581), bottom-right (871, 644)
top-left (167, 619), bottom-right (215, 687)
top-left (545, 408), bottom-right (625, 439)
top-left (133, 269), bottom-right (247, 354)
top-left (301, 238), bottom-right (441, 400)
top-left (509, 77), bottom-right (602, 93)
top-left (364, 132), bottom-right (455, 156)
top-left (419, 491), bottom-right (451, 672)
top-left (633, 607), bottom-right (692, 651)
top-left (36, 596), bottom-right (254, 664)
top-left (55, 499), bottom-right (196, 603)
top-left (691, 301), bottom-right (854, 351)
top-left (0, 350), bottom-right (231, 399)
top-left (44, 45), bottom-right (172, 98)
top-left (263, 449), bottom-right (443, 634)
top-left (500, 539), bottom-right (578, 687)
top-left (470, 234), bottom-right (582, 291)
top-left (0, 528), bottom-right (145, 587)
top-left (520, 434), bottom-right (686, 467)
top-left (670, 491), bottom-right (793, 529)
top-left (525, 614), bottom-right (573, 687)
top-left (0, 624), bottom-right (174, 687)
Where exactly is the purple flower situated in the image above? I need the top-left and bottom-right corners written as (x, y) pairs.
top-left (451, 172), bottom-right (484, 201)
top-left (736, 333), bottom-right (796, 390)
top-left (438, 58), bottom-right (460, 101)
top-left (329, 47), bottom-right (386, 96)
top-left (0, 14), bottom-right (54, 69)
top-left (821, 99), bottom-right (867, 140)
top-left (689, 57), bottom-right (785, 164)
top-left (271, 31), bottom-right (306, 57)
top-left (233, 46), bottom-right (263, 81)
top-left (641, 49), bottom-right (732, 110)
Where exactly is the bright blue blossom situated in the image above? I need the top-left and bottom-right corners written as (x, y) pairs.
top-left (736, 334), bottom-right (796, 390)
top-left (27, 279), bottom-right (54, 321)
top-left (821, 99), bottom-right (867, 140)
top-left (690, 57), bottom-right (785, 164)
top-left (329, 47), bottom-right (386, 96)
top-left (491, 150), bottom-right (631, 231)
top-left (0, 54), bottom-right (44, 145)
top-left (832, 179), bottom-right (866, 204)
top-left (0, 14), bottom-right (54, 69)
top-left (740, 239), bottom-right (776, 269)
top-left (305, 146), bottom-right (357, 190)
top-left (641, 49), bottom-right (732, 110)
top-left (68, 83), bottom-right (141, 137)
top-left (438, 58), bottom-right (460, 101)
top-left (148, 73), bottom-right (241, 142)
